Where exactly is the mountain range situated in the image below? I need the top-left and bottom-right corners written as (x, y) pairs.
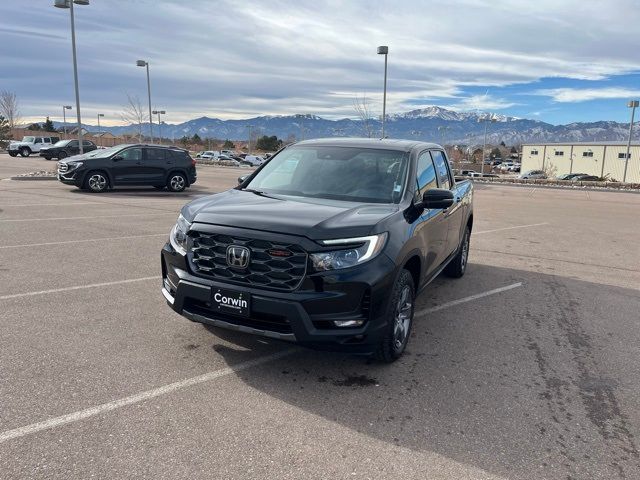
top-left (51, 106), bottom-right (636, 145)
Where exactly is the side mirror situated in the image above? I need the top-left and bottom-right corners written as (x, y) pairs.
top-left (112, 155), bottom-right (123, 162)
top-left (238, 174), bottom-right (249, 184)
top-left (419, 188), bottom-right (454, 209)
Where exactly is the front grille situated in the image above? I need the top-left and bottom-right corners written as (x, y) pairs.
top-left (190, 232), bottom-right (308, 291)
top-left (58, 162), bottom-right (68, 173)
top-left (184, 298), bottom-right (292, 333)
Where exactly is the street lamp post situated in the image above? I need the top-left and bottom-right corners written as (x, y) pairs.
top-left (623, 100), bottom-right (638, 183)
top-left (136, 60), bottom-right (153, 143)
top-left (153, 110), bottom-right (165, 144)
top-left (97, 113), bottom-right (104, 132)
top-left (478, 115), bottom-right (497, 175)
top-left (54, 0), bottom-right (90, 153)
top-left (246, 124), bottom-right (254, 154)
top-left (377, 46), bottom-right (389, 138)
top-left (62, 105), bottom-right (72, 138)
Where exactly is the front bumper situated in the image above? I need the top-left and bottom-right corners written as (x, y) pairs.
top-left (161, 241), bottom-right (397, 353)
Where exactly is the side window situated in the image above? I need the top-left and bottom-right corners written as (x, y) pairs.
top-left (430, 150), bottom-right (451, 190)
top-left (83, 140), bottom-right (93, 147)
top-left (44, 138), bottom-right (51, 144)
top-left (35, 138), bottom-right (42, 144)
top-left (68, 140), bottom-right (79, 147)
top-left (146, 148), bottom-right (166, 163)
top-left (415, 151), bottom-right (438, 201)
top-left (120, 148), bottom-right (142, 161)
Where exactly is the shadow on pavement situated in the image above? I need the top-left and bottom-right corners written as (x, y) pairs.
top-left (202, 263), bottom-right (640, 479)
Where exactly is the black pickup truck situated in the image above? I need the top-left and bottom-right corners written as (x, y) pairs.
top-left (161, 138), bottom-right (473, 361)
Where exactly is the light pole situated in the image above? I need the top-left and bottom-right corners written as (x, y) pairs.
top-left (136, 59), bottom-right (153, 143)
top-left (377, 46), bottom-right (389, 138)
top-left (97, 113), bottom-right (104, 132)
top-left (62, 105), bottom-right (72, 138)
top-left (246, 124), bottom-right (254, 154)
top-left (54, 0), bottom-right (90, 153)
top-left (153, 110), bottom-right (165, 144)
top-left (623, 100), bottom-right (638, 183)
top-left (478, 115), bottom-right (497, 175)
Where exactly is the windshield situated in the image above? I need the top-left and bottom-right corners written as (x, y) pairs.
top-left (244, 146), bottom-right (409, 204)
top-left (53, 140), bottom-right (71, 147)
top-left (22, 136), bottom-right (35, 143)
top-left (85, 145), bottom-right (125, 158)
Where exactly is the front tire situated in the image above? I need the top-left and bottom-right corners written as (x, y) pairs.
top-left (9, 152), bottom-right (17, 157)
top-left (20, 147), bottom-right (30, 157)
top-left (444, 225), bottom-right (470, 278)
top-left (58, 151), bottom-right (67, 159)
top-left (84, 171), bottom-right (109, 193)
top-left (373, 269), bottom-right (415, 363)
top-left (167, 173), bottom-right (187, 192)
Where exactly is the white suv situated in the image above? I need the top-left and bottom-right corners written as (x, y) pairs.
top-left (8, 136), bottom-right (60, 157)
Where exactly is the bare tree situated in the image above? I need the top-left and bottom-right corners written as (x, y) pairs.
top-left (0, 90), bottom-right (21, 128)
top-left (353, 94), bottom-right (375, 138)
top-left (120, 93), bottom-right (145, 141)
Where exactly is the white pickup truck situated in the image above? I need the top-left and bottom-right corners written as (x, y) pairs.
top-left (8, 135), bottom-right (61, 157)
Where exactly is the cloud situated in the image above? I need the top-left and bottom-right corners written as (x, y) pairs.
top-left (2, 0), bottom-right (640, 123)
top-left (533, 87), bottom-right (640, 103)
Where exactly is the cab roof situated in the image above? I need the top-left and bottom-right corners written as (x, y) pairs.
top-left (294, 137), bottom-right (442, 152)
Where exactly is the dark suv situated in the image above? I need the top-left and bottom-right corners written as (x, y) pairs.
top-left (57, 144), bottom-right (197, 192)
top-left (41, 139), bottom-right (97, 160)
top-left (161, 138), bottom-right (473, 362)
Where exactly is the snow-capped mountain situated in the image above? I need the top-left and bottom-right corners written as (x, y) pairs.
top-left (50, 107), bottom-right (635, 145)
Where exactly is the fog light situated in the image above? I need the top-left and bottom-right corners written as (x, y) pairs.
top-left (333, 319), bottom-right (364, 327)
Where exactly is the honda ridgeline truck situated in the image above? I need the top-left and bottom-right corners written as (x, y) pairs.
top-left (161, 138), bottom-right (473, 362)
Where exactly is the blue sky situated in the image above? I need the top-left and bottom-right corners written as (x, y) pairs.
top-left (2, 0), bottom-right (640, 126)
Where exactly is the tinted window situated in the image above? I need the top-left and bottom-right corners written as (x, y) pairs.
top-left (430, 150), bottom-right (451, 189)
top-left (83, 140), bottom-right (93, 146)
top-left (68, 141), bottom-right (79, 147)
top-left (120, 148), bottom-right (142, 161)
top-left (34, 138), bottom-right (42, 144)
top-left (415, 151), bottom-right (437, 201)
top-left (146, 148), bottom-right (167, 163)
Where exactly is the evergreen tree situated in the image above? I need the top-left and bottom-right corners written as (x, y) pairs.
top-left (222, 139), bottom-right (235, 149)
top-left (42, 116), bottom-right (56, 132)
top-left (255, 135), bottom-right (282, 151)
top-left (180, 136), bottom-right (190, 149)
top-left (191, 133), bottom-right (202, 144)
top-left (0, 115), bottom-right (10, 140)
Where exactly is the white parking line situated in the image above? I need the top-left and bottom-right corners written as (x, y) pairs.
top-left (0, 233), bottom-right (167, 249)
top-left (0, 282), bottom-right (522, 443)
top-left (415, 282), bottom-right (522, 316)
top-left (0, 213), bottom-right (175, 222)
top-left (0, 276), bottom-right (159, 301)
top-left (0, 349), bottom-right (297, 444)
top-left (474, 223), bottom-right (548, 235)
top-left (0, 202), bottom-right (101, 207)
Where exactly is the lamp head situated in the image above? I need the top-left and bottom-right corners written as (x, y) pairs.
top-left (63, 105), bottom-right (72, 110)
top-left (136, 60), bottom-right (147, 67)
top-left (377, 46), bottom-right (389, 55)
top-left (628, 100), bottom-right (639, 108)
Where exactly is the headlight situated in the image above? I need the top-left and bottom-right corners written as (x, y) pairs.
top-left (169, 214), bottom-right (191, 255)
top-left (67, 161), bottom-right (83, 169)
top-left (310, 233), bottom-right (388, 271)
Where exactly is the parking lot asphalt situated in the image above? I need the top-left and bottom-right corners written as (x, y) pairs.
top-left (1, 152), bottom-right (639, 479)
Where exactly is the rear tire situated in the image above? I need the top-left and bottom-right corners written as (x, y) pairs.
top-left (20, 147), bottom-right (30, 157)
top-left (84, 171), bottom-right (109, 193)
top-left (9, 151), bottom-right (18, 157)
top-left (373, 269), bottom-right (415, 363)
top-left (167, 173), bottom-right (187, 192)
top-left (444, 226), bottom-right (470, 278)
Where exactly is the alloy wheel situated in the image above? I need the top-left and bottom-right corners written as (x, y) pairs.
top-left (88, 174), bottom-right (107, 192)
top-left (393, 285), bottom-right (413, 352)
top-left (170, 175), bottom-right (186, 191)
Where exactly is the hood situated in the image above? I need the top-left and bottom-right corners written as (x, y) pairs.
top-left (60, 150), bottom-right (107, 162)
top-left (182, 189), bottom-right (398, 240)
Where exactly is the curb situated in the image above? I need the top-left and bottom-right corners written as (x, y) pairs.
top-left (9, 176), bottom-right (58, 181)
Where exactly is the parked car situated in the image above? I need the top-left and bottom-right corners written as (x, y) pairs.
top-left (57, 144), bottom-right (196, 193)
top-left (161, 138), bottom-right (474, 362)
top-left (221, 149), bottom-right (234, 156)
top-left (197, 151), bottom-right (219, 160)
top-left (557, 173), bottom-right (584, 180)
top-left (8, 135), bottom-right (60, 157)
top-left (572, 175), bottom-right (601, 182)
top-left (242, 155), bottom-right (266, 166)
top-left (40, 139), bottom-right (97, 160)
top-left (518, 170), bottom-right (547, 179)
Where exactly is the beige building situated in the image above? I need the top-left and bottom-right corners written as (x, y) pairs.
top-left (521, 142), bottom-right (640, 183)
